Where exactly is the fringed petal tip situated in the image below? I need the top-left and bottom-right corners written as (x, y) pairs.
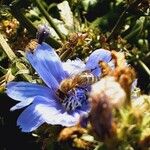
top-left (17, 118), bottom-right (44, 132)
top-left (15, 96), bottom-right (89, 132)
top-left (16, 102), bottom-right (45, 132)
top-left (15, 96), bottom-right (61, 132)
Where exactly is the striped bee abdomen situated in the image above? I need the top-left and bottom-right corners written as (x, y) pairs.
top-left (76, 72), bottom-right (100, 86)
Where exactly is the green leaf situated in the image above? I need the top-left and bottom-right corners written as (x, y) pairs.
top-left (57, 1), bottom-right (74, 31)
top-left (81, 134), bottom-right (95, 142)
top-left (82, 0), bottom-right (98, 11)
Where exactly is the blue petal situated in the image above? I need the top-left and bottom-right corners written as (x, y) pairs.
top-left (29, 99), bottom-right (87, 127)
top-left (17, 103), bottom-right (44, 132)
top-left (62, 58), bottom-right (86, 76)
top-left (28, 97), bottom-right (80, 127)
top-left (53, 111), bottom-right (81, 126)
top-left (26, 43), bottom-right (67, 89)
top-left (86, 49), bottom-right (111, 76)
top-left (17, 95), bottom-right (88, 131)
top-left (6, 82), bottom-right (54, 101)
top-left (53, 103), bottom-right (90, 127)
top-left (59, 107), bottom-right (90, 127)
top-left (78, 103), bottom-right (90, 113)
top-left (17, 96), bottom-right (61, 132)
top-left (10, 98), bottom-right (34, 111)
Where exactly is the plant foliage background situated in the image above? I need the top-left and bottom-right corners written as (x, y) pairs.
top-left (0, 0), bottom-right (149, 150)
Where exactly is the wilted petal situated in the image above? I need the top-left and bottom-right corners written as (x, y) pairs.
top-left (6, 82), bottom-right (54, 101)
top-left (62, 58), bottom-right (86, 75)
top-left (26, 43), bottom-right (67, 89)
top-left (86, 49), bottom-right (111, 76)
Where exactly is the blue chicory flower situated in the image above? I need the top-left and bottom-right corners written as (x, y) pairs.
top-left (6, 42), bottom-right (111, 132)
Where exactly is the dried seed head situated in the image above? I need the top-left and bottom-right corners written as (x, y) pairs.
top-left (88, 76), bottom-right (126, 140)
top-left (89, 92), bottom-right (116, 140)
top-left (58, 126), bottom-right (87, 141)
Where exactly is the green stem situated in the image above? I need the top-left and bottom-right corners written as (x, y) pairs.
top-left (138, 60), bottom-right (150, 76)
top-left (107, 8), bottom-right (128, 41)
top-left (10, 3), bottom-right (37, 36)
top-left (107, 0), bottom-right (143, 41)
top-left (0, 33), bottom-right (31, 81)
top-left (0, 66), bottom-right (7, 74)
top-left (124, 25), bottom-right (142, 40)
top-left (35, 0), bottom-right (65, 40)
top-left (10, 4), bottom-right (62, 48)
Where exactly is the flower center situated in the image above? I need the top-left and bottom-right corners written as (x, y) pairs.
top-left (61, 88), bottom-right (88, 112)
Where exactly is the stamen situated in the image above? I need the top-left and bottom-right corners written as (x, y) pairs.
top-left (61, 88), bottom-right (87, 112)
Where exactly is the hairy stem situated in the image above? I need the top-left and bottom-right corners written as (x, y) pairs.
top-left (138, 60), bottom-right (150, 76)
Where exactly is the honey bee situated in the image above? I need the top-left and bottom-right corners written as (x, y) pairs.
top-left (56, 71), bottom-right (100, 100)
top-left (25, 39), bottom-right (38, 53)
top-left (61, 71), bottom-right (100, 93)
